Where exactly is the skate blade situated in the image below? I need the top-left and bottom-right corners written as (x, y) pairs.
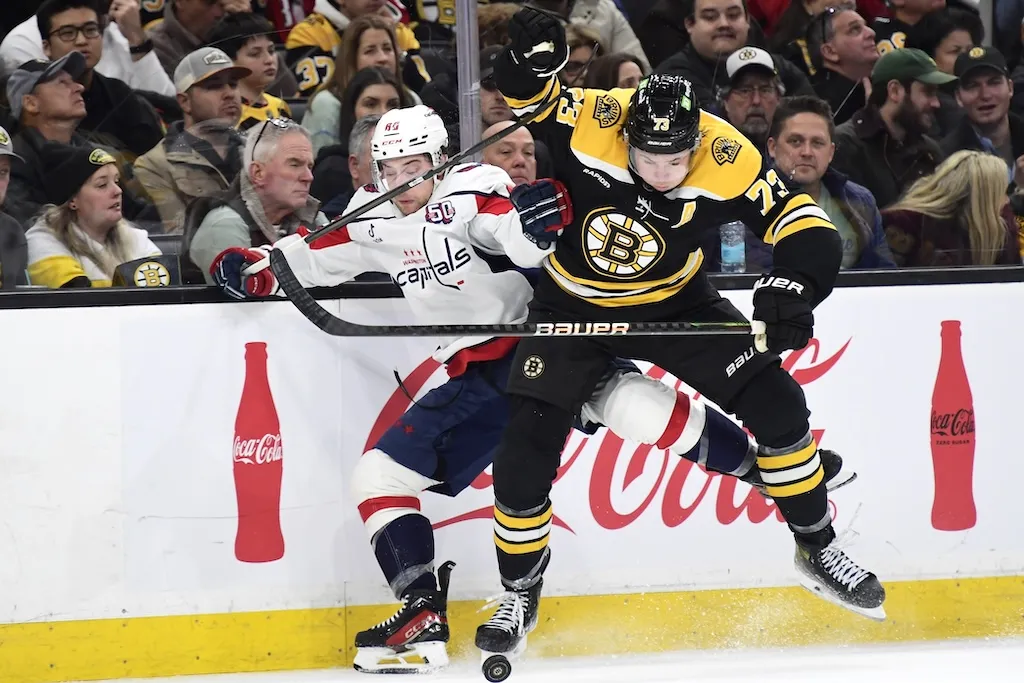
top-left (797, 574), bottom-right (887, 622)
top-left (826, 471), bottom-right (857, 493)
top-left (353, 642), bottom-right (449, 674)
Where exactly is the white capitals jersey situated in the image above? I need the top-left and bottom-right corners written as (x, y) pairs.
top-left (276, 163), bottom-right (551, 364)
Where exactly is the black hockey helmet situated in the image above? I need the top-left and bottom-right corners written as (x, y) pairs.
top-left (625, 75), bottom-right (700, 155)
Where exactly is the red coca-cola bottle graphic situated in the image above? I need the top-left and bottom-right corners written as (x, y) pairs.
top-left (233, 342), bottom-right (285, 562)
top-left (930, 320), bottom-right (976, 531)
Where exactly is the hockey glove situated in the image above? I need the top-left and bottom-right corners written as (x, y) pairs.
top-left (508, 7), bottom-right (570, 77)
top-left (751, 270), bottom-right (814, 354)
top-left (210, 246), bottom-right (278, 300)
top-left (511, 178), bottom-right (573, 250)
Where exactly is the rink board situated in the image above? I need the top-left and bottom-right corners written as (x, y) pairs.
top-left (1, 283), bottom-right (1023, 682)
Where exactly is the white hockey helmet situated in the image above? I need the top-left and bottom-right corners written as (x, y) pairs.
top-left (371, 105), bottom-right (449, 191)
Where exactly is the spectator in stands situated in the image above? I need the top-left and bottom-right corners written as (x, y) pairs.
top-left (26, 144), bottom-right (161, 288)
top-left (768, 96), bottom-right (895, 269)
top-left (719, 47), bottom-right (782, 153)
top-left (0, 0), bottom-right (176, 97)
top-left (320, 113), bottom-right (380, 217)
top-left (482, 121), bottom-right (537, 187)
top-left (561, 24), bottom-right (604, 85)
top-left (941, 47), bottom-right (1024, 185)
top-left (0, 126), bottom-right (29, 288)
top-left (135, 47), bottom-right (248, 234)
top-left (35, 0), bottom-right (165, 157)
top-left (832, 49), bottom-right (951, 210)
top-left (310, 67), bottom-right (409, 202)
top-left (205, 12), bottom-right (293, 131)
top-left (882, 149), bottom-right (1020, 266)
top-left (583, 53), bottom-right (646, 89)
top-left (655, 0), bottom-right (813, 105)
top-left (805, 6), bottom-right (879, 125)
top-left (285, 0), bottom-right (427, 98)
top-left (768, 0), bottom-right (846, 55)
top-left (420, 46), bottom-right (511, 152)
top-left (873, 0), bottom-right (949, 55)
top-left (905, 8), bottom-right (981, 137)
top-left (478, 3), bottom-right (520, 49)
top-left (302, 15), bottom-right (416, 154)
top-left (187, 118), bottom-right (327, 283)
top-left (524, 0), bottom-right (650, 70)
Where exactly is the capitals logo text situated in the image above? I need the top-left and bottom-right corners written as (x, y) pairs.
top-left (395, 237), bottom-right (472, 288)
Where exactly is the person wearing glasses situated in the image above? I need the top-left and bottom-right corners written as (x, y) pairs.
top-left (719, 47), bottom-right (783, 153)
top-left (135, 46), bottom-right (249, 233)
top-left (0, 0), bottom-right (175, 97)
top-left (805, 6), bottom-right (879, 125)
top-left (33, 0), bottom-right (166, 157)
top-left (186, 117), bottom-right (325, 284)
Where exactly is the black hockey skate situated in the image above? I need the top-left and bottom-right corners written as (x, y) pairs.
top-left (795, 541), bottom-right (886, 621)
top-left (743, 449), bottom-right (857, 498)
top-left (353, 560), bottom-right (455, 674)
top-left (475, 579), bottom-right (543, 682)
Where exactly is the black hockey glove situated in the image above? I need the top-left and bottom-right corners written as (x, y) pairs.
top-left (751, 270), bottom-right (814, 354)
top-left (508, 6), bottom-right (570, 77)
top-left (511, 178), bottom-right (573, 250)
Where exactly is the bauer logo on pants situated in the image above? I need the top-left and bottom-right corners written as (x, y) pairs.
top-left (523, 355), bottom-right (545, 379)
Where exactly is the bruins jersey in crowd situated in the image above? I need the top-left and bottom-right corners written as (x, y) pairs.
top-left (284, 1), bottom-right (429, 97)
top-left (239, 93), bottom-right (293, 131)
top-left (872, 16), bottom-right (911, 55)
top-left (500, 76), bottom-right (840, 311)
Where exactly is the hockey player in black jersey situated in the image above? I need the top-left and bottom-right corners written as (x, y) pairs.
top-left (475, 6), bottom-right (887, 673)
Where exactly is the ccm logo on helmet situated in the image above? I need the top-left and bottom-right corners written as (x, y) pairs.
top-left (753, 275), bottom-right (805, 295)
top-left (534, 322), bottom-right (631, 336)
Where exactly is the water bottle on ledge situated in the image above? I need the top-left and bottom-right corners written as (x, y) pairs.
top-left (720, 221), bottom-right (746, 273)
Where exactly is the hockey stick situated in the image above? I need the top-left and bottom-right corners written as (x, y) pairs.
top-left (269, 249), bottom-right (753, 338)
top-left (242, 86), bottom-right (562, 277)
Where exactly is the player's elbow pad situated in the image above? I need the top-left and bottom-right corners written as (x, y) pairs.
top-left (773, 227), bottom-right (842, 308)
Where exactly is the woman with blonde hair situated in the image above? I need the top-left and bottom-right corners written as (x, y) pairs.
top-left (882, 150), bottom-right (1020, 267)
top-left (302, 14), bottom-right (422, 154)
top-left (27, 144), bottom-right (160, 288)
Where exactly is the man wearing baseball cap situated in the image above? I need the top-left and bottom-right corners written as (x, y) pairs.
top-left (940, 46), bottom-right (1024, 186)
top-left (832, 48), bottom-right (952, 209)
top-left (0, 126), bottom-right (28, 289)
top-left (134, 46), bottom-right (250, 233)
top-left (720, 47), bottom-right (783, 152)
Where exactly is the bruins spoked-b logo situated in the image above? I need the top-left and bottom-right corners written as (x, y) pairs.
top-left (583, 208), bottom-right (664, 279)
top-left (522, 355), bottom-right (545, 379)
top-left (592, 94), bottom-right (622, 128)
top-left (711, 137), bottom-right (741, 165)
top-left (134, 261), bottom-right (171, 287)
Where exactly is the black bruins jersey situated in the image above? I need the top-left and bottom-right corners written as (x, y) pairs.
top-left (502, 76), bottom-right (839, 309)
top-left (873, 17), bottom-right (911, 56)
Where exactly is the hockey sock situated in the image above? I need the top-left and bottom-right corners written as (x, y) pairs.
top-left (757, 431), bottom-right (834, 551)
top-left (675, 405), bottom-right (756, 477)
top-left (372, 513), bottom-right (438, 598)
top-left (493, 498), bottom-right (552, 590)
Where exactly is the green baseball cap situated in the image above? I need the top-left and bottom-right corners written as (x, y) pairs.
top-left (870, 48), bottom-right (958, 87)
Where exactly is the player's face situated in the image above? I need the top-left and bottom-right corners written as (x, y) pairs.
top-left (956, 69), bottom-right (1012, 128)
top-left (629, 148), bottom-right (692, 192)
top-left (767, 112), bottom-right (835, 187)
top-left (380, 154), bottom-right (437, 215)
top-left (74, 164), bottom-right (123, 230)
top-left (934, 29), bottom-right (973, 75)
top-left (236, 36), bottom-right (278, 91)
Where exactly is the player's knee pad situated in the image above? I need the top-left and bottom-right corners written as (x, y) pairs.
top-left (729, 364), bottom-right (809, 448)
top-left (492, 395), bottom-right (573, 509)
top-left (351, 449), bottom-right (438, 539)
top-left (586, 371), bottom-right (707, 452)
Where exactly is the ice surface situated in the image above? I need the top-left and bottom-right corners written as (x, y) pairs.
top-left (79, 638), bottom-right (1024, 683)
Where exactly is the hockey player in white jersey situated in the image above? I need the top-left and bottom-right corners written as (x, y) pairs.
top-left (209, 105), bottom-right (852, 674)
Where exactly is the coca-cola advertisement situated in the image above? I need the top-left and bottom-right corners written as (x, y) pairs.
top-left (930, 320), bottom-right (977, 531)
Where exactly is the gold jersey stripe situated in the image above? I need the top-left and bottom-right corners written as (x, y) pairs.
top-left (548, 250), bottom-right (700, 291)
top-left (774, 216), bottom-right (836, 245)
top-left (494, 505), bottom-right (552, 531)
top-left (494, 532), bottom-right (550, 555)
top-left (756, 441), bottom-right (817, 471)
top-left (549, 252), bottom-right (705, 308)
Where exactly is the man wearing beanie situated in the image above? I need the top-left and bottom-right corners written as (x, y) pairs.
top-left (832, 48), bottom-right (953, 209)
top-left (25, 143), bottom-right (160, 288)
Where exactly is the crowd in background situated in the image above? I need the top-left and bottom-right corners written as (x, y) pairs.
top-left (0, 0), bottom-right (1022, 290)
